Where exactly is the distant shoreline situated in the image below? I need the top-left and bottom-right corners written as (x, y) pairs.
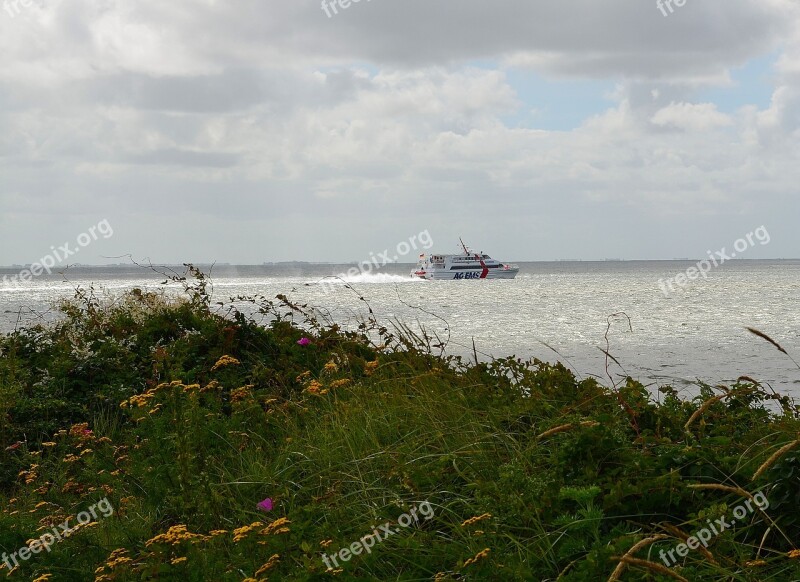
top-left (2, 258), bottom-right (799, 269)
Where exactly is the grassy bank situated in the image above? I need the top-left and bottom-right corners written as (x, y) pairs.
top-left (1, 269), bottom-right (799, 581)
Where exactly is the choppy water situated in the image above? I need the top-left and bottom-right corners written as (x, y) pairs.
top-left (2, 261), bottom-right (799, 399)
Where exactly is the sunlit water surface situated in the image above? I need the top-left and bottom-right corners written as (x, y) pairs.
top-left (2, 261), bottom-right (799, 399)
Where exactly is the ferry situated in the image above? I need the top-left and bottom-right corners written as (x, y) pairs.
top-left (411, 239), bottom-right (519, 280)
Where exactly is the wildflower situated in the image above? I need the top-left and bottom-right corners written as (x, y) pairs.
top-left (255, 554), bottom-right (280, 576)
top-left (745, 560), bottom-right (767, 567)
top-left (70, 423), bottom-right (92, 438)
top-left (260, 517), bottom-right (291, 536)
top-left (211, 355), bottom-right (241, 371)
top-left (104, 556), bottom-right (132, 569)
top-left (320, 539), bottom-right (333, 548)
top-left (305, 380), bottom-right (327, 395)
top-left (297, 337), bottom-right (311, 346)
top-left (41, 442), bottom-right (57, 447)
top-left (461, 513), bottom-right (492, 527)
top-left (170, 557), bottom-right (187, 565)
top-left (32, 575), bottom-right (51, 582)
top-left (210, 529), bottom-right (228, 536)
top-left (232, 522), bottom-right (264, 543)
top-left (231, 385), bottom-right (254, 403)
top-left (323, 361), bottom-right (338, 373)
top-left (146, 525), bottom-right (208, 547)
top-left (463, 548), bottom-right (490, 567)
top-left (200, 380), bottom-right (221, 393)
top-left (19, 464), bottom-right (39, 483)
top-left (125, 392), bottom-right (155, 408)
top-left (329, 379), bottom-right (352, 389)
top-left (295, 371), bottom-right (311, 383)
top-left (364, 360), bottom-right (379, 375)
top-left (257, 498), bottom-right (274, 512)
top-left (106, 548), bottom-right (128, 568)
top-left (789, 549), bottom-right (800, 559)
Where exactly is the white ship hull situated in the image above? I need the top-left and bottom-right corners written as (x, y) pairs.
top-left (413, 268), bottom-right (519, 281)
top-left (411, 240), bottom-right (519, 281)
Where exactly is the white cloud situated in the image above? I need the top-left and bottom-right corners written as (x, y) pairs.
top-left (1, 1), bottom-right (800, 262)
top-left (651, 102), bottom-right (733, 131)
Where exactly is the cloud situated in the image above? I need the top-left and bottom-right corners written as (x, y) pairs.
top-left (1, 1), bottom-right (800, 262)
top-left (651, 102), bottom-right (733, 131)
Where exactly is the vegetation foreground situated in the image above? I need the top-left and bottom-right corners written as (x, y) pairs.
top-left (1, 269), bottom-right (799, 581)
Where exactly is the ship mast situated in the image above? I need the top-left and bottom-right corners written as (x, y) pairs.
top-left (459, 237), bottom-right (470, 255)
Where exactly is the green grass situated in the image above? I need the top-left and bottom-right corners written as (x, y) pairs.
top-left (0, 267), bottom-right (799, 581)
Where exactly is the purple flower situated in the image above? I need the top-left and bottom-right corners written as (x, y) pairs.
top-left (297, 337), bottom-right (311, 346)
top-left (257, 498), bottom-right (274, 512)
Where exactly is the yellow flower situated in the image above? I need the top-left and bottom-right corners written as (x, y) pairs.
top-left (231, 385), bottom-right (254, 403)
top-left (461, 513), bottom-right (492, 527)
top-left (254, 554), bottom-right (280, 576)
top-left (320, 539), bottom-right (333, 548)
top-left (200, 380), bottom-right (221, 393)
top-left (463, 548), bottom-right (490, 567)
top-left (171, 557), bottom-right (188, 565)
top-left (32, 574), bottom-right (51, 582)
top-left (329, 379), bottom-right (352, 389)
top-left (260, 517), bottom-right (291, 536)
top-left (212, 355), bottom-right (241, 371)
top-left (364, 360), bottom-right (379, 375)
top-left (125, 392), bottom-right (155, 408)
top-left (104, 548), bottom-right (130, 570)
top-left (41, 442), bottom-right (57, 447)
top-left (323, 361), bottom-right (338, 373)
top-left (232, 521), bottom-right (264, 543)
top-left (146, 525), bottom-right (208, 547)
top-left (69, 422), bottom-right (92, 438)
top-left (789, 549), bottom-right (800, 559)
top-left (304, 380), bottom-right (328, 395)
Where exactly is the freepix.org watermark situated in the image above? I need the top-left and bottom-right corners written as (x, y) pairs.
top-left (1, 219), bottom-right (114, 287)
top-left (321, 0), bottom-right (372, 18)
top-left (657, 0), bottom-right (687, 17)
top-left (320, 230), bottom-right (433, 294)
top-left (2, 497), bottom-right (114, 571)
top-left (321, 501), bottom-right (434, 570)
top-left (658, 226), bottom-right (770, 297)
top-left (659, 491), bottom-right (769, 567)
top-left (2, 0), bottom-right (34, 18)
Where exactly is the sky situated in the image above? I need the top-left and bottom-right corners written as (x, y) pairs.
top-left (1, 0), bottom-right (799, 264)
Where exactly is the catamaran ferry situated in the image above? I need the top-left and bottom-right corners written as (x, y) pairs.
top-left (411, 240), bottom-right (519, 280)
